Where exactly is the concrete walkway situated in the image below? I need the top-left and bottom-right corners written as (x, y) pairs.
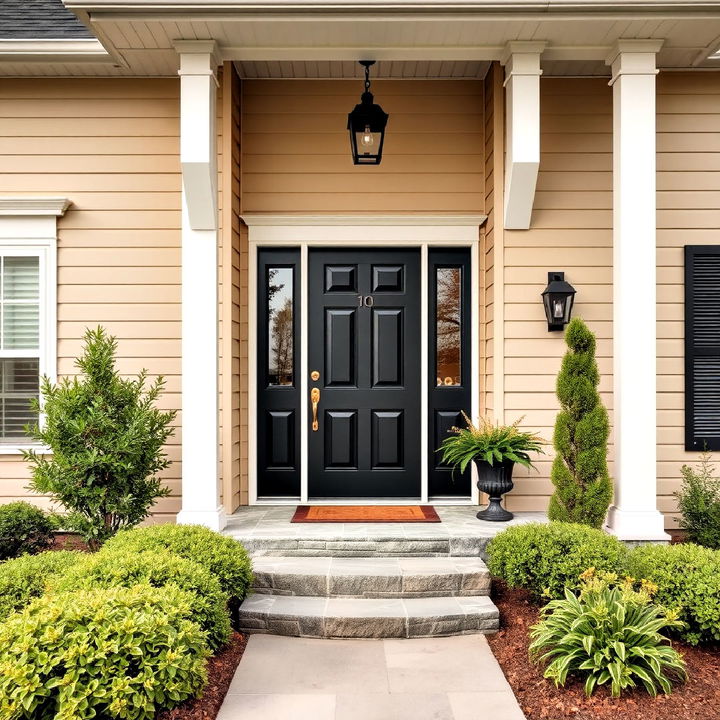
top-left (218, 634), bottom-right (526, 720)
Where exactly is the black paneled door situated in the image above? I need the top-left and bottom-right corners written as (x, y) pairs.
top-left (308, 249), bottom-right (421, 498)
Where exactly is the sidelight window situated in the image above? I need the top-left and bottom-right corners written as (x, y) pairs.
top-left (267, 267), bottom-right (294, 386)
top-left (435, 267), bottom-right (462, 387)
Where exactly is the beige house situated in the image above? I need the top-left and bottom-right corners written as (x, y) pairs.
top-left (2, 0), bottom-right (720, 543)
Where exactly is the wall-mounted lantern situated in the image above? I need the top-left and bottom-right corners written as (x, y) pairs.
top-left (347, 60), bottom-right (389, 165)
top-left (542, 272), bottom-right (576, 331)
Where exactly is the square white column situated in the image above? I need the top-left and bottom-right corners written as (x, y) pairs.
top-left (174, 41), bottom-right (225, 531)
top-left (605, 40), bottom-right (668, 542)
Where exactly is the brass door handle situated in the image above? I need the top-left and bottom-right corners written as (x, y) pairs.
top-left (311, 387), bottom-right (320, 431)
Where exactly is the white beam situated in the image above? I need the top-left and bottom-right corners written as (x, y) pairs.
top-left (501, 41), bottom-right (545, 230)
top-left (175, 40), bottom-right (225, 531)
top-left (605, 39), bottom-right (668, 543)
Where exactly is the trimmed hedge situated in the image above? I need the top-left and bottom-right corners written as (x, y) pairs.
top-left (487, 522), bottom-right (627, 599)
top-left (0, 502), bottom-right (57, 560)
top-left (0, 584), bottom-right (209, 720)
top-left (0, 551), bottom-right (82, 621)
top-left (53, 549), bottom-right (231, 650)
top-left (103, 524), bottom-right (253, 603)
top-left (625, 542), bottom-right (720, 645)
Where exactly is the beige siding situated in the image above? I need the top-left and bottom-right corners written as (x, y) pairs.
top-left (0, 78), bottom-right (182, 521)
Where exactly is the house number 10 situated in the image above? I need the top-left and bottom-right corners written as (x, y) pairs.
top-left (357, 295), bottom-right (374, 307)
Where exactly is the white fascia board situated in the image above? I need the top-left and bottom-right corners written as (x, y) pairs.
top-left (0, 38), bottom-right (112, 63)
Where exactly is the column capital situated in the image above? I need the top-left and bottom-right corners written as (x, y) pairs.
top-left (605, 39), bottom-right (664, 84)
top-left (500, 41), bottom-right (546, 76)
top-left (173, 39), bottom-right (220, 79)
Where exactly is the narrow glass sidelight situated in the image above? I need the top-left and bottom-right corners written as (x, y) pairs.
top-left (267, 267), bottom-right (294, 386)
top-left (435, 267), bottom-right (462, 387)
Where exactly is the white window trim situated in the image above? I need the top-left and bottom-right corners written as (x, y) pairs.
top-left (0, 198), bottom-right (67, 453)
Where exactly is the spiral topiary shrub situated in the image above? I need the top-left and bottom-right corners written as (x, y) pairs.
top-left (487, 522), bottom-right (627, 599)
top-left (0, 584), bottom-right (209, 720)
top-left (52, 548), bottom-right (230, 650)
top-left (103, 524), bottom-right (253, 604)
top-left (0, 551), bottom-right (82, 621)
top-left (0, 502), bottom-right (58, 560)
top-left (548, 318), bottom-right (613, 529)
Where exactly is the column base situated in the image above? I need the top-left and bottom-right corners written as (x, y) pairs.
top-left (605, 506), bottom-right (670, 543)
top-left (176, 506), bottom-right (227, 532)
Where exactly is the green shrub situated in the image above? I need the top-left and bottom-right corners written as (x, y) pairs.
top-left (674, 452), bottom-right (720, 550)
top-left (53, 548), bottom-right (230, 650)
top-left (0, 502), bottom-right (58, 560)
top-left (0, 551), bottom-right (81, 620)
top-left (103, 524), bottom-right (253, 603)
top-left (530, 569), bottom-right (687, 698)
top-left (0, 584), bottom-right (209, 720)
top-left (625, 543), bottom-right (720, 645)
top-left (548, 318), bottom-right (613, 529)
top-left (487, 522), bottom-right (627, 599)
top-left (24, 327), bottom-right (176, 549)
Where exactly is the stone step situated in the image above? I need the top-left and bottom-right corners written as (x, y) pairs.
top-left (251, 556), bottom-right (492, 598)
top-left (238, 593), bottom-right (500, 639)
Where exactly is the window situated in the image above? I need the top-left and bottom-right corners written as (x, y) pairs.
top-left (0, 198), bottom-right (63, 449)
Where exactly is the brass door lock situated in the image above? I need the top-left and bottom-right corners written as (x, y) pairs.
top-left (310, 370), bottom-right (320, 381)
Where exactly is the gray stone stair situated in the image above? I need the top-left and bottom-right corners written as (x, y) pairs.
top-left (238, 593), bottom-right (500, 638)
top-left (250, 556), bottom-right (492, 598)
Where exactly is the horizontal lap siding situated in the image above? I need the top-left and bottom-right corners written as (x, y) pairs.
top-left (656, 72), bottom-right (720, 527)
top-left (0, 78), bottom-right (182, 521)
top-left (503, 78), bottom-right (613, 514)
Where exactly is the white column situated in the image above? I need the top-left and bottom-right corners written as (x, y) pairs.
top-left (174, 41), bottom-right (225, 531)
top-left (605, 40), bottom-right (668, 542)
top-left (501, 41), bottom-right (545, 230)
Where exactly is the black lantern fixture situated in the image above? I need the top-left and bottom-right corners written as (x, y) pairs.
top-left (542, 272), bottom-right (576, 331)
top-left (347, 60), bottom-right (389, 165)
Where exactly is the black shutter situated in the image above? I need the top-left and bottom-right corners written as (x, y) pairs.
top-left (685, 246), bottom-right (720, 451)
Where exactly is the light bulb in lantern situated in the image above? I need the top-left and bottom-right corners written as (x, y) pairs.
top-left (361, 125), bottom-right (375, 148)
top-left (552, 299), bottom-right (564, 319)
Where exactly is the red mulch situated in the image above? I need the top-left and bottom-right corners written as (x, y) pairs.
top-left (51, 532), bottom-right (90, 552)
top-left (157, 632), bottom-right (248, 720)
top-left (487, 582), bottom-right (720, 720)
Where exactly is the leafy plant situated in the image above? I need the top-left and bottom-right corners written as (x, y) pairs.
top-left (24, 327), bottom-right (176, 549)
top-left (625, 542), bottom-right (720, 645)
top-left (548, 318), bottom-right (613, 529)
top-left (103, 524), bottom-right (253, 604)
top-left (438, 412), bottom-right (545, 474)
top-left (0, 502), bottom-right (58, 560)
top-left (487, 522), bottom-right (627, 599)
top-left (674, 451), bottom-right (720, 549)
top-left (530, 569), bottom-right (687, 698)
top-left (52, 548), bottom-right (231, 650)
top-left (0, 551), bottom-right (82, 620)
top-left (0, 584), bottom-right (209, 720)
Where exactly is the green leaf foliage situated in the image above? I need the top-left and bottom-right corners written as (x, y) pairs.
top-left (0, 551), bottom-right (82, 621)
top-left (674, 451), bottom-right (720, 550)
top-left (438, 412), bottom-right (545, 474)
top-left (23, 327), bottom-right (177, 549)
top-left (529, 569), bottom-right (687, 698)
top-left (548, 318), bottom-right (613, 529)
top-left (625, 542), bottom-right (720, 645)
top-left (103, 524), bottom-right (253, 604)
top-left (0, 584), bottom-right (209, 720)
top-left (51, 549), bottom-right (231, 650)
top-left (0, 502), bottom-right (58, 560)
top-left (487, 522), bottom-right (627, 599)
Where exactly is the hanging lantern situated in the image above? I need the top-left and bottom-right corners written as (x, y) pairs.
top-left (542, 271), bottom-right (577, 331)
top-left (347, 60), bottom-right (389, 165)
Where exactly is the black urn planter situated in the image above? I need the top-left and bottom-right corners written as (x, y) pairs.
top-left (475, 459), bottom-right (515, 522)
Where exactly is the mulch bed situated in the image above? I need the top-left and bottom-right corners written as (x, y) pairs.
top-left (51, 532), bottom-right (90, 552)
top-left (157, 632), bottom-right (248, 720)
top-left (487, 582), bottom-right (720, 720)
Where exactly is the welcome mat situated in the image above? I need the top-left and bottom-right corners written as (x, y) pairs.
top-left (291, 505), bottom-right (441, 523)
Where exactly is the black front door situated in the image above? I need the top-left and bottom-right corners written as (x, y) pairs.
top-left (308, 248), bottom-right (421, 498)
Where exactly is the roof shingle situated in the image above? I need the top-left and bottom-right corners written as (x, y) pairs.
top-left (0, 0), bottom-right (93, 39)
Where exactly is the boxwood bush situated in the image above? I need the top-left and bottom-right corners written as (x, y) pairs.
top-left (487, 522), bottom-right (627, 599)
top-left (0, 551), bottom-right (82, 620)
top-left (103, 524), bottom-right (253, 603)
top-left (625, 542), bottom-right (720, 645)
top-left (0, 584), bottom-right (209, 720)
top-left (53, 549), bottom-right (231, 650)
top-left (0, 502), bottom-right (58, 560)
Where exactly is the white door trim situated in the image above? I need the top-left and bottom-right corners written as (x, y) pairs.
top-left (244, 214), bottom-right (487, 506)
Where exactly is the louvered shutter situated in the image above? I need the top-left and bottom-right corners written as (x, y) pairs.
top-left (685, 246), bottom-right (720, 451)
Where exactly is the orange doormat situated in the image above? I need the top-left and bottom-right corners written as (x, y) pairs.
top-left (291, 505), bottom-right (441, 523)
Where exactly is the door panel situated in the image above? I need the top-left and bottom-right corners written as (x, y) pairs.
top-left (308, 248), bottom-right (421, 498)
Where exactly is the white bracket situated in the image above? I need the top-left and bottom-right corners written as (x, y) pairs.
top-left (501, 41), bottom-right (546, 230)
